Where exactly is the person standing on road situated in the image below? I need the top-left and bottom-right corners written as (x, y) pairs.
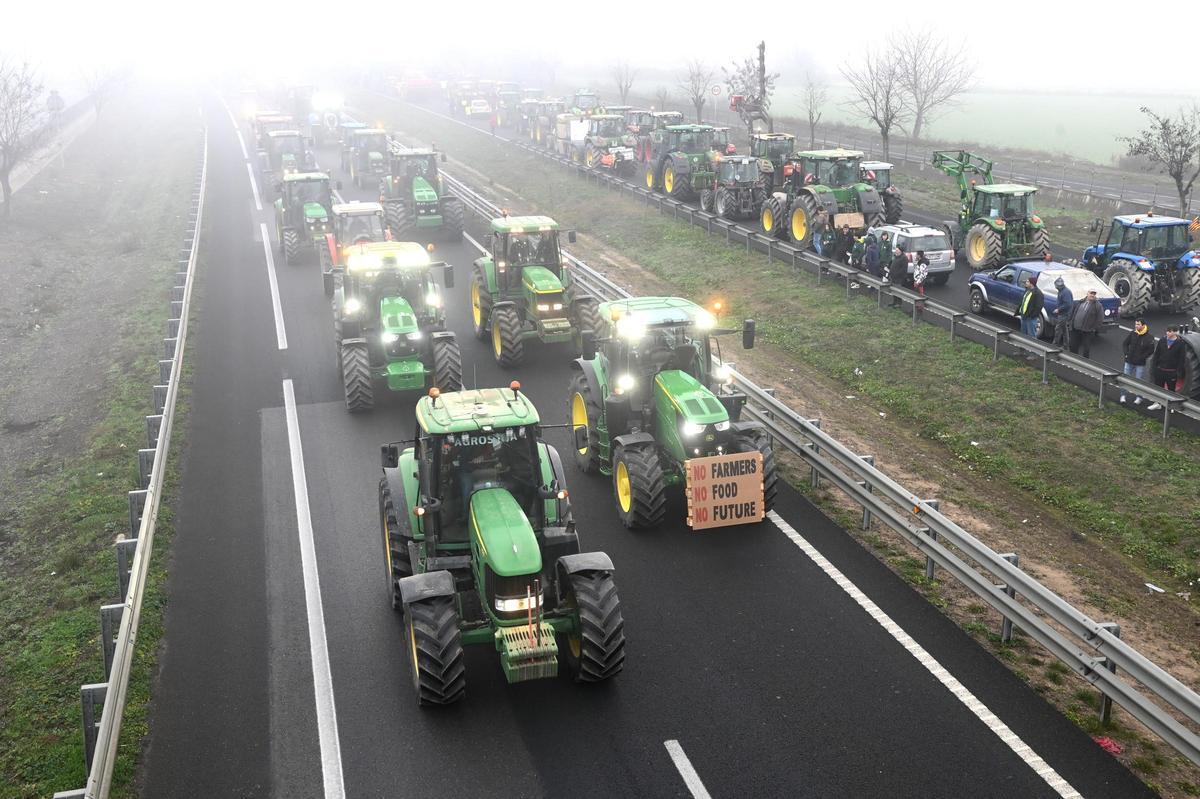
top-left (878, 231), bottom-right (894, 267)
top-left (1119, 318), bottom-right (1155, 405)
top-left (851, 236), bottom-right (865, 269)
top-left (1147, 326), bottom-right (1186, 410)
top-left (1051, 276), bottom-right (1074, 348)
top-left (489, 110), bottom-right (498, 136)
top-left (912, 250), bottom-right (930, 315)
top-left (1018, 275), bottom-right (1044, 338)
top-left (1069, 289), bottom-right (1103, 357)
top-left (864, 236), bottom-right (880, 277)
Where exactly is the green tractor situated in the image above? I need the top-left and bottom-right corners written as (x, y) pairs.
top-left (761, 149), bottom-right (883, 249)
top-left (470, 215), bottom-right (598, 367)
top-left (258, 129), bottom-right (312, 183)
top-left (274, 172), bottom-right (335, 266)
top-left (640, 124), bottom-right (718, 201)
top-left (331, 241), bottom-right (461, 412)
top-left (379, 144), bottom-right (464, 242)
top-left (531, 99), bottom-right (567, 147)
top-left (321, 201), bottom-right (389, 291)
top-left (380, 384), bottom-right (626, 705)
top-left (860, 161), bottom-right (903, 224)
top-left (568, 297), bottom-right (777, 530)
top-left (341, 128), bottom-right (390, 188)
top-left (931, 150), bottom-right (1050, 271)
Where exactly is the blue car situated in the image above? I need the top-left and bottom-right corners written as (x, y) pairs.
top-left (968, 261), bottom-right (1120, 339)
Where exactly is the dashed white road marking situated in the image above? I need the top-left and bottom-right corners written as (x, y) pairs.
top-left (260, 222), bottom-right (288, 350)
top-left (767, 510), bottom-right (1082, 799)
top-left (247, 163), bottom-right (263, 212)
top-left (663, 740), bottom-right (713, 799)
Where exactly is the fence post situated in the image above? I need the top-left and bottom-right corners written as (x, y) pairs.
top-left (138, 448), bottom-right (156, 489)
top-left (100, 603), bottom-right (124, 678)
top-left (1095, 622), bottom-right (1121, 726)
top-left (921, 499), bottom-right (940, 579)
top-left (858, 455), bottom-right (875, 529)
top-left (807, 419), bottom-right (822, 487)
top-left (950, 312), bottom-right (966, 342)
top-left (999, 552), bottom-right (1019, 643)
top-left (81, 682), bottom-right (108, 770)
top-left (116, 537), bottom-right (137, 601)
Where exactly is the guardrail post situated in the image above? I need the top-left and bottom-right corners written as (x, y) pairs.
top-left (816, 263), bottom-right (823, 285)
top-left (153, 384), bottom-right (168, 415)
top-left (100, 603), bottom-right (123, 678)
top-left (877, 285), bottom-right (886, 307)
top-left (1095, 622), bottom-right (1121, 725)
top-left (163, 337), bottom-right (177, 359)
top-left (999, 552), bottom-right (1019, 643)
top-left (128, 489), bottom-right (148, 538)
top-left (1098, 372), bottom-right (1118, 409)
top-left (950, 312), bottom-right (966, 341)
top-left (858, 455), bottom-right (875, 529)
top-left (1163, 401), bottom-right (1179, 439)
top-left (993, 330), bottom-right (1012, 361)
top-left (912, 298), bottom-right (926, 323)
top-left (175, 271), bottom-right (189, 286)
top-left (167, 317), bottom-right (181, 339)
top-left (921, 499), bottom-right (940, 579)
top-left (52, 790), bottom-right (86, 798)
top-left (138, 448), bottom-right (156, 488)
top-left (158, 359), bottom-right (173, 385)
top-left (807, 419), bottom-right (822, 487)
top-left (1041, 349), bottom-right (1060, 385)
top-left (81, 682), bottom-right (107, 769)
top-left (146, 414), bottom-right (162, 449)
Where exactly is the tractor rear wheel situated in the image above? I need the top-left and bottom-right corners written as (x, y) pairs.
top-left (561, 571), bottom-right (625, 683)
top-left (883, 192), bottom-right (903, 224)
top-left (405, 595), bottom-right (466, 706)
top-left (1176, 267), bottom-right (1200, 312)
top-left (665, 164), bottom-right (689, 199)
top-left (642, 162), bottom-right (658, 192)
top-left (761, 194), bottom-right (786, 238)
top-left (585, 145), bottom-right (599, 168)
top-left (386, 201), bottom-right (414, 240)
top-left (1103, 259), bottom-right (1152, 318)
top-left (964, 222), bottom-right (1003, 270)
top-left (470, 269), bottom-right (492, 340)
top-left (716, 187), bottom-right (734, 219)
top-left (341, 341), bottom-right (374, 412)
top-left (282, 228), bottom-right (301, 266)
top-left (569, 372), bottom-right (602, 474)
top-left (491, 305), bottom-right (524, 367)
top-left (442, 198), bottom-right (464, 242)
top-left (430, 335), bottom-right (463, 392)
top-left (1181, 341), bottom-right (1200, 400)
top-left (379, 478), bottom-right (411, 610)
top-left (612, 443), bottom-right (666, 529)
top-left (1030, 227), bottom-right (1051, 261)
top-left (731, 429), bottom-right (778, 513)
top-left (699, 188), bottom-right (715, 213)
top-left (788, 194), bottom-right (819, 249)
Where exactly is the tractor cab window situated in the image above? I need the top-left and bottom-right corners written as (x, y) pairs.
top-left (357, 133), bottom-right (387, 153)
top-left (592, 118), bottom-right (622, 137)
top-left (827, 159), bottom-right (860, 187)
top-left (712, 130), bottom-right (729, 149)
top-left (720, 160), bottom-right (757, 183)
top-left (575, 94), bottom-right (599, 111)
top-left (763, 139), bottom-right (793, 162)
top-left (800, 158), bottom-right (822, 184)
top-left (1136, 224), bottom-right (1191, 259)
top-left (1106, 220), bottom-right (1126, 250)
top-left (436, 427), bottom-right (536, 535)
top-left (1001, 194), bottom-right (1028, 220)
top-left (629, 324), bottom-right (705, 379)
top-left (868, 168), bottom-right (892, 189)
top-left (341, 213), bottom-right (385, 243)
top-left (275, 136), bottom-right (303, 155)
top-left (291, 180), bottom-right (329, 207)
top-left (973, 192), bottom-right (1001, 219)
top-left (503, 231), bottom-right (560, 269)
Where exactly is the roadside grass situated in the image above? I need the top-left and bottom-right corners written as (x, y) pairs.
top-left (0, 89), bottom-right (197, 798)
top-left (366, 94), bottom-right (1200, 591)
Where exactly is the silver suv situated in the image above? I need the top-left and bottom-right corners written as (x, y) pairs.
top-left (867, 224), bottom-right (956, 286)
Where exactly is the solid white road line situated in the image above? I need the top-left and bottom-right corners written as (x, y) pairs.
top-left (663, 740), bottom-right (713, 799)
top-left (282, 379), bottom-right (347, 799)
top-left (260, 222), bottom-right (288, 350)
top-left (766, 510), bottom-right (1082, 799)
top-left (247, 163), bottom-right (263, 212)
top-left (463, 230), bottom-right (487, 254)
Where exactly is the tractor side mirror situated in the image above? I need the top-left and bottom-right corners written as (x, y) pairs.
top-left (580, 331), bottom-right (597, 360)
top-left (567, 230), bottom-right (577, 244)
top-left (442, 263), bottom-right (454, 289)
top-left (742, 319), bottom-right (756, 350)
top-left (381, 444), bottom-right (400, 469)
top-left (573, 425), bottom-right (589, 452)
top-left (537, 480), bottom-right (562, 500)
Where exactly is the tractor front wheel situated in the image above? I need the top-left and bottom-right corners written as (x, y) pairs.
top-left (642, 162), bottom-right (658, 192)
top-left (716, 187), bottom-right (734, 219)
top-left (964, 222), bottom-right (1003, 270)
top-left (561, 570), bottom-right (626, 683)
top-left (379, 478), bottom-right (411, 610)
top-left (1030, 227), bottom-right (1051, 261)
top-left (699, 188), bottom-right (715, 213)
top-left (788, 194), bottom-right (819, 249)
top-left (470, 269), bottom-right (492, 340)
top-left (282, 228), bottom-right (301, 266)
top-left (1102, 259), bottom-right (1152, 318)
top-left (761, 194), bottom-right (785, 238)
top-left (405, 595), bottom-right (466, 706)
top-left (430, 335), bottom-right (463, 392)
top-left (1179, 268), bottom-right (1200, 312)
top-left (491, 305), bottom-right (525, 367)
top-left (883, 191), bottom-right (903, 224)
top-left (442, 198), bottom-right (464, 242)
top-left (569, 372), bottom-right (602, 474)
top-left (612, 443), bottom-right (666, 530)
top-left (574, 296), bottom-right (602, 339)
top-left (341, 341), bottom-right (374, 412)
top-left (386, 201), bottom-right (414, 240)
top-left (731, 430), bottom-right (778, 513)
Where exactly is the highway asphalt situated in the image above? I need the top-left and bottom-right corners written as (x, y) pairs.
top-left (140, 93), bottom-right (1156, 797)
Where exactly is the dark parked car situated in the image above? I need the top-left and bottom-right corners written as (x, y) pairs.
top-left (968, 261), bottom-right (1119, 339)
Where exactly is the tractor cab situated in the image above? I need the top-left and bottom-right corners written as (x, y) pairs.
top-left (624, 109), bottom-right (655, 134)
top-left (1088, 215), bottom-right (1196, 264)
top-left (327, 201), bottom-right (389, 272)
top-left (605, 105), bottom-right (632, 120)
top-left (488, 216), bottom-right (565, 291)
top-left (717, 156), bottom-right (760, 185)
top-left (279, 173), bottom-right (333, 229)
top-left (971, 185), bottom-right (1036, 224)
top-left (571, 89), bottom-right (601, 114)
top-left (711, 127), bottom-right (736, 155)
top-left (588, 114), bottom-right (625, 139)
top-left (340, 242), bottom-right (445, 331)
top-left (1081, 214), bottom-right (1200, 316)
top-left (266, 130), bottom-right (308, 174)
top-left (387, 149), bottom-right (441, 195)
top-left (861, 161), bottom-right (893, 189)
top-left (662, 124), bottom-right (716, 155)
top-left (522, 87), bottom-right (544, 100)
top-left (650, 111), bottom-right (684, 130)
top-left (253, 113), bottom-right (295, 148)
top-left (795, 149), bottom-right (864, 189)
top-left (337, 120), bottom-right (367, 146)
top-left (345, 128), bottom-right (390, 184)
top-left (750, 133), bottom-right (796, 166)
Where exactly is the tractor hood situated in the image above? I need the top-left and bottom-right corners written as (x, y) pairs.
top-left (303, 202), bottom-right (328, 221)
top-left (379, 296), bottom-right (419, 335)
top-left (470, 488), bottom-right (542, 577)
top-left (412, 175), bottom-right (438, 203)
top-left (654, 370), bottom-right (728, 424)
top-left (520, 265), bottom-right (563, 294)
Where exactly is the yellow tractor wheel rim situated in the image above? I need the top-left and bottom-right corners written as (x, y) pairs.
top-left (645, 168), bottom-right (654, 189)
top-left (471, 282), bottom-right (482, 327)
top-left (492, 319), bottom-right (504, 358)
top-left (970, 233), bottom-right (986, 262)
top-left (571, 393), bottom-right (589, 454)
top-left (664, 166), bottom-right (674, 193)
top-left (762, 206), bottom-right (774, 232)
top-left (616, 460), bottom-right (632, 512)
top-left (792, 207), bottom-right (807, 240)
top-left (408, 619), bottom-right (419, 675)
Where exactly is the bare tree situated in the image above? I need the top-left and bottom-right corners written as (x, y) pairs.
top-left (81, 66), bottom-right (115, 114)
top-left (1122, 105), bottom-right (1200, 218)
top-left (801, 71), bottom-right (827, 149)
top-left (840, 50), bottom-right (909, 161)
top-left (722, 42), bottom-right (779, 137)
top-left (612, 60), bottom-right (638, 105)
top-left (653, 85), bottom-right (671, 112)
top-left (894, 30), bottom-right (974, 141)
top-left (0, 59), bottom-right (49, 217)
top-left (678, 60), bottom-right (715, 123)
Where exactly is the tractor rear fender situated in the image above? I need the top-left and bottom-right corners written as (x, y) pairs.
top-left (557, 552), bottom-right (614, 576)
top-left (382, 465), bottom-right (414, 537)
top-left (854, 185), bottom-right (883, 217)
top-left (398, 570), bottom-right (456, 606)
top-left (538, 442), bottom-right (572, 526)
top-left (728, 419), bottom-right (765, 437)
top-left (612, 431), bottom-right (655, 450)
top-left (570, 357), bottom-right (608, 399)
top-left (474, 257), bottom-right (499, 294)
top-left (669, 153), bottom-right (692, 176)
top-left (491, 299), bottom-right (517, 315)
top-left (803, 187), bottom-right (838, 218)
top-left (324, 232), bottom-right (338, 266)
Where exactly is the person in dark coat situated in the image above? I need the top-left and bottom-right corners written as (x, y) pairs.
top-left (885, 250), bottom-right (908, 286)
top-left (851, 236), bottom-right (865, 269)
top-left (1119, 318), bottom-right (1155, 404)
top-left (863, 235), bottom-right (880, 277)
top-left (1147, 326), bottom-right (1187, 410)
top-left (1068, 289), bottom-right (1103, 357)
top-left (1018, 275), bottom-right (1045, 338)
top-left (1051, 276), bottom-right (1074, 348)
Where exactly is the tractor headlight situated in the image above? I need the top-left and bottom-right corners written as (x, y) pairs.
top-left (406, 331), bottom-right (423, 341)
top-left (616, 374), bottom-right (635, 393)
top-left (495, 592), bottom-right (541, 612)
top-left (694, 310), bottom-right (715, 331)
top-left (537, 303), bottom-right (550, 312)
top-left (713, 364), bottom-right (733, 384)
top-left (425, 292), bottom-right (442, 308)
top-left (616, 316), bottom-right (645, 340)
top-left (497, 260), bottom-right (507, 273)
top-left (344, 297), bottom-right (362, 315)
top-left (681, 421), bottom-right (705, 437)
top-left (714, 420), bottom-right (731, 432)
top-left (381, 331), bottom-right (400, 344)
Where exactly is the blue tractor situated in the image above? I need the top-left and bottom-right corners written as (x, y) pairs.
top-left (1082, 214), bottom-right (1200, 318)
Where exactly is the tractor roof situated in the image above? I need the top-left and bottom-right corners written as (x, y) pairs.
top-left (861, 160), bottom-right (894, 169)
top-left (332, 201), bottom-right (383, 216)
top-left (753, 132), bottom-right (795, 140)
top-left (975, 183), bottom-right (1037, 194)
top-left (393, 146), bottom-right (436, 157)
top-left (283, 172), bottom-right (330, 182)
top-left (606, 105), bottom-right (633, 112)
top-left (666, 124), bottom-right (716, 132)
top-left (490, 215), bottom-right (559, 233)
top-left (1113, 213), bottom-right (1192, 227)
top-left (720, 155), bottom-right (757, 164)
top-left (345, 241), bottom-right (431, 272)
top-left (590, 114), bottom-right (624, 120)
top-left (416, 387), bottom-right (540, 435)
top-left (653, 111), bottom-right (684, 118)
top-left (267, 129), bottom-right (301, 138)
top-left (796, 148), bottom-right (865, 160)
top-left (352, 128), bottom-right (387, 136)
top-left (598, 296), bottom-right (716, 330)
top-left (339, 121), bottom-right (367, 129)
top-left (255, 113), bottom-right (292, 122)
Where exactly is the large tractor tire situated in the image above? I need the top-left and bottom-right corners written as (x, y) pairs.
top-left (340, 341), bottom-right (374, 412)
top-left (761, 193), bottom-right (786, 238)
top-left (1103, 259), bottom-right (1152, 318)
top-left (611, 443), bottom-right (666, 530)
top-left (699, 188), bottom-right (715, 213)
top-left (642, 162), bottom-right (659, 192)
top-left (664, 163), bottom-right (689, 200)
top-left (964, 222), bottom-right (1003, 271)
top-left (883, 191), bottom-right (903, 224)
top-left (1182, 340), bottom-right (1200, 400)
top-left (731, 429), bottom-right (778, 513)
top-left (788, 194), bottom-right (820, 249)
top-left (379, 478), bottom-right (412, 610)
top-left (282, 228), bottom-right (301, 266)
top-left (490, 305), bottom-right (525, 367)
top-left (569, 371), bottom-right (603, 474)
top-left (386, 201), bottom-right (415, 240)
top-left (715, 187), bottom-right (734, 219)
top-left (470, 268), bottom-right (492, 340)
top-left (1176, 268), bottom-right (1200, 312)
top-left (441, 198), bottom-right (464, 242)
top-left (430, 335), bottom-right (463, 392)
top-left (404, 594), bottom-right (466, 706)
top-left (561, 570), bottom-right (625, 683)
top-left (574, 296), bottom-right (602, 338)
top-left (1030, 227), bottom-right (1051, 261)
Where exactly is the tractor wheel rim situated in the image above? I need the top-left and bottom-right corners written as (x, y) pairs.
top-left (970, 235), bottom-right (985, 262)
top-left (664, 167), bottom-right (674, 193)
top-left (646, 169), bottom-right (653, 189)
top-left (492, 319), bottom-right (503, 357)
top-left (408, 618), bottom-right (419, 677)
top-left (762, 207), bottom-right (773, 232)
top-left (615, 460), bottom-right (632, 512)
top-left (1111, 275), bottom-right (1130, 299)
top-left (571, 393), bottom-right (589, 454)
top-left (471, 282), bottom-right (482, 326)
top-left (792, 207), bottom-right (807, 240)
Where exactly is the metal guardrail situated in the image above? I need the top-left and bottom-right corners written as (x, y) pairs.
top-left (435, 160), bottom-right (1200, 768)
top-left (53, 129), bottom-right (209, 799)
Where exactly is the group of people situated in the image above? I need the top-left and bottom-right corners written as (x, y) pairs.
top-left (820, 225), bottom-right (929, 295)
